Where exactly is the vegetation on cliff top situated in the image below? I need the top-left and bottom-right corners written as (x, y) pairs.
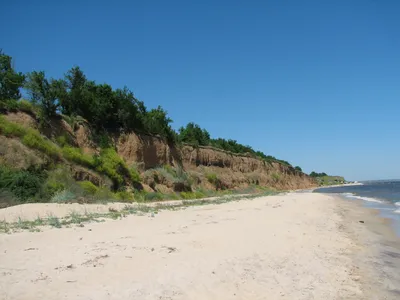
top-left (0, 50), bottom-right (313, 207)
top-left (1, 50), bottom-right (294, 167)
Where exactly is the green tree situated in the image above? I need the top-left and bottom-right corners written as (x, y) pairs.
top-left (59, 66), bottom-right (87, 116)
top-left (178, 122), bottom-right (210, 146)
top-left (0, 50), bottom-right (25, 100)
top-left (294, 166), bottom-right (302, 172)
top-left (143, 106), bottom-right (175, 142)
top-left (24, 71), bottom-right (59, 119)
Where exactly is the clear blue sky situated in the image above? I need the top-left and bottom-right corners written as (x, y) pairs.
top-left (2, 0), bottom-right (399, 181)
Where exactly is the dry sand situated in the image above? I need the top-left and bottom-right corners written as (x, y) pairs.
top-left (0, 192), bottom-right (399, 300)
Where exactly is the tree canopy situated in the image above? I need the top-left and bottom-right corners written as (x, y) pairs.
top-left (310, 171), bottom-right (328, 177)
top-left (0, 50), bottom-right (302, 170)
top-left (0, 50), bottom-right (25, 101)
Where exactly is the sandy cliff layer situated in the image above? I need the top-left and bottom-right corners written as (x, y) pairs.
top-left (2, 112), bottom-right (317, 190)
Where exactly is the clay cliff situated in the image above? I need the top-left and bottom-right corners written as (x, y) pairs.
top-left (2, 111), bottom-right (317, 193)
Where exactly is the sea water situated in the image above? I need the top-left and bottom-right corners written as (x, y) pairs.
top-left (314, 180), bottom-right (400, 236)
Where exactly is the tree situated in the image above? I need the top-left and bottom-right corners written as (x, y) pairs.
top-left (178, 122), bottom-right (210, 146)
top-left (59, 66), bottom-right (87, 116)
top-left (24, 71), bottom-right (59, 118)
top-left (143, 106), bottom-right (175, 141)
top-left (114, 87), bottom-right (145, 131)
top-left (310, 171), bottom-right (327, 177)
top-left (294, 166), bottom-right (302, 172)
top-left (0, 50), bottom-right (25, 100)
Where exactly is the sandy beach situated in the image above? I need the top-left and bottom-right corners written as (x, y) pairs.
top-left (1, 192), bottom-right (400, 300)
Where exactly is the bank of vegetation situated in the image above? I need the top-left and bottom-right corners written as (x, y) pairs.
top-left (0, 50), bottom-right (307, 206)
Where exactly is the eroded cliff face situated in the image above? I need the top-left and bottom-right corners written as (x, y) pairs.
top-left (2, 112), bottom-right (317, 191)
top-left (112, 132), bottom-right (316, 190)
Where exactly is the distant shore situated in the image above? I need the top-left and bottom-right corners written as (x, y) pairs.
top-left (1, 192), bottom-right (399, 299)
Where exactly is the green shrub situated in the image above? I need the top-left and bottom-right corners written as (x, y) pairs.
top-left (206, 173), bottom-right (224, 189)
top-left (0, 99), bottom-right (19, 111)
top-left (0, 115), bottom-right (26, 137)
top-left (206, 173), bottom-right (218, 184)
top-left (153, 167), bottom-right (175, 185)
top-left (0, 166), bottom-right (44, 202)
top-left (22, 129), bottom-right (61, 159)
top-left (93, 187), bottom-right (117, 202)
top-left (42, 167), bottom-right (83, 201)
top-left (56, 135), bottom-right (68, 147)
top-left (144, 192), bottom-right (164, 201)
top-left (0, 117), bottom-right (62, 160)
top-left (78, 181), bottom-right (98, 196)
top-left (129, 164), bottom-right (141, 183)
top-left (18, 100), bottom-right (35, 114)
top-left (115, 190), bottom-right (134, 202)
top-left (43, 180), bottom-right (65, 197)
top-left (271, 173), bottom-right (280, 182)
top-left (51, 190), bottom-right (76, 203)
top-left (62, 146), bottom-right (94, 168)
top-left (94, 148), bottom-right (129, 189)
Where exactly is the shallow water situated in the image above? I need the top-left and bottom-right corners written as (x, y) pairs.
top-left (314, 180), bottom-right (400, 237)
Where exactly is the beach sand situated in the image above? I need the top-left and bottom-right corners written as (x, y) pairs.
top-left (0, 192), bottom-right (399, 299)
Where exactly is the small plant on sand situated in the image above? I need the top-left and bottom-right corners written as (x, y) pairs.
top-left (51, 189), bottom-right (76, 203)
top-left (47, 214), bottom-right (62, 228)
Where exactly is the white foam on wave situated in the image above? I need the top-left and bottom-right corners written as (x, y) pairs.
top-left (395, 202), bottom-right (400, 207)
top-left (342, 193), bottom-right (384, 203)
top-left (394, 209), bottom-right (400, 214)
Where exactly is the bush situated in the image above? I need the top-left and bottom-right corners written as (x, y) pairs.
top-left (41, 167), bottom-right (83, 201)
top-left (79, 181), bottom-right (98, 196)
top-left (0, 166), bottom-right (44, 202)
top-left (129, 164), bottom-right (141, 183)
top-left (0, 115), bottom-right (26, 137)
top-left (18, 100), bottom-right (35, 114)
top-left (56, 135), bottom-right (70, 147)
top-left (93, 187), bottom-right (117, 202)
top-left (144, 192), bottom-right (164, 201)
top-left (62, 146), bottom-right (94, 168)
top-left (94, 148), bottom-right (130, 189)
top-left (22, 129), bottom-right (61, 159)
top-left (206, 173), bottom-right (225, 190)
top-left (115, 190), bottom-right (134, 202)
top-left (271, 173), bottom-right (280, 182)
top-left (51, 190), bottom-right (76, 203)
top-left (0, 99), bottom-right (19, 111)
top-left (0, 117), bottom-right (61, 160)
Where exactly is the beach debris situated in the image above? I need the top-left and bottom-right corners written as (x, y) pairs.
top-left (359, 220), bottom-right (365, 223)
top-left (24, 247), bottom-right (38, 251)
top-left (163, 246), bottom-right (177, 253)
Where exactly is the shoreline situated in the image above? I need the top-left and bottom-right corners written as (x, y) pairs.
top-left (1, 192), bottom-right (399, 299)
top-left (330, 194), bottom-right (400, 298)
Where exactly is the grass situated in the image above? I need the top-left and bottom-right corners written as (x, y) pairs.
top-left (0, 189), bottom-right (280, 234)
top-left (0, 99), bottom-right (37, 115)
top-left (47, 214), bottom-right (62, 228)
top-left (62, 146), bottom-right (95, 168)
top-left (0, 116), bottom-right (62, 160)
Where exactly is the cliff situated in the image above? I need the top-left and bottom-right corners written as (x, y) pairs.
top-left (1, 111), bottom-right (317, 195)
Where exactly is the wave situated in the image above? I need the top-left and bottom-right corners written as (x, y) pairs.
top-left (342, 193), bottom-right (384, 203)
top-left (394, 209), bottom-right (400, 214)
top-left (395, 202), bottom-right (400, 206)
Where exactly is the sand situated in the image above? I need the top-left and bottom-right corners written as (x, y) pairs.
top-left (0, 192), bottom-right (399, 300)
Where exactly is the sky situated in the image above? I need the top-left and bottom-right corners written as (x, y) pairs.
top-left (1, 0), bottom-right (399, 181)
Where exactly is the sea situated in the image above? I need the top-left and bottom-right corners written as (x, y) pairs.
top-left (314, 180), bottom-right (400, 236)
